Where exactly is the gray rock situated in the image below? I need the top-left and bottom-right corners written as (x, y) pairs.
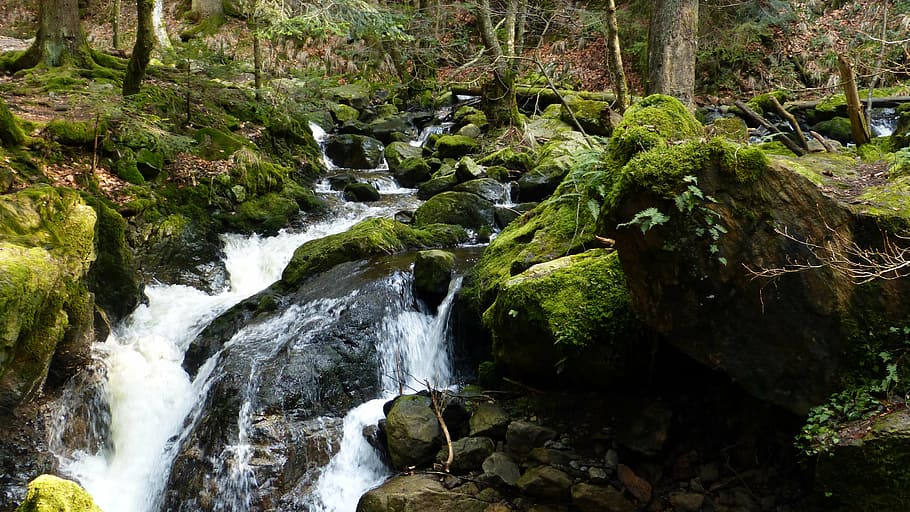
top-left (326, 134), bottom-right (384, 169)
top-left (413, 191), bottom-right (496, 230)
top-left (516, 465), bottom-right (573, 499)
top-left (413, 250), bottom-right (455, 309)
top-left (454, 178), bottom-right (508, 204)
top-left (385, 394), bottom-right (443, 469)
top-left (468, 402), bottom-right (510, 438)
top-left (454, 156), bottom-right (484, 183)
top-left (436, 436), bottom-right (495, 474)
top-left (343, 182), bottom-right (381, 202)
top-left (384, 142), bottom-right (423, 172)
top-left (457, 123), bottom-right (482, 139)
top-left (506, 421), bottom-right (557, 458)
top-left (417, 174), bottom-right (458, 200)
top-left (481, 452), bottom-right (521, 486)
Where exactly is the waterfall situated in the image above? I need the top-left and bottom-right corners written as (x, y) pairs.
top-left (308, 277), bottom-right (463, 512)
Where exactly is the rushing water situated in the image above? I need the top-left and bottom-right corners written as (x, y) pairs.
top-left (54, 121), bottom-right (461, 511)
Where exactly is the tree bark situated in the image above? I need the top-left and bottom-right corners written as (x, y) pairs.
top-left (112, 0), bottom-right (122, 49)
top-left (253, 27), bottom-right (263, 102)
top-left (476, 0), bottom-right (520, 126)
top-left (153, 0), bottom-right (172, 50)
top-left (123, 0), bottom-right (154, 96)
top-left (605, 0), bottom-right (628, 113)
top-left (11, 0), bottom-right (92, 70)
top-left (647, 0), bottom-right (698, 107)
top-left (837, 54), bottom-right (871, 146)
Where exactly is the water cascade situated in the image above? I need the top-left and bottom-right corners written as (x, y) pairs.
top-left (53, 119), bottom-right (463, 512)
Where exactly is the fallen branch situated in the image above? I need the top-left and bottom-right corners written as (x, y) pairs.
top-left (733, 100), bottom-right (806, 156)
top-left (809, 130), bottom-right (836, 153)
top-left (769, 95), bottom-right (809, 152)
top-left (427, 382), bottom-right (454, 473)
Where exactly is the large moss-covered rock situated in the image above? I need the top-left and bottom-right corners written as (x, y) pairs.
top-left (435, 135), bottom-right (479, 159)
top-left (343, 182), bottom-right (381, 202)
top-left (385, 394), bottom-right (443, 469)
top-left (412, 191), bottom-right (495, 230)
top-left (384, 141), bottom-right (423, 172)
top-left (324, 82), bottom-right (372, 110)
top-left (224, 193), bottom-right (300, 234)
top-left (814, 409), bottom-right (910, 511)
top-left (483, 250), bottom-right (640, 386)
top-left (82, 196), bottom-right (140, 323)
top-left (15, 474), bottom-right (102, 512)
top-left (517, 130), bottom-right (590, 202)
top-left (0, 187), bottom-right (96, 410)
top-left (413, 250), bottom-right (455, 309)
top-left (561, 96), bottom-right (621, 136)
top-left (326, 134), bottom-right (385, 169)
top-left (0, 98), bottom-right (26, 147)
top-left (393, 157), bottom-right (432, 188)
top-left (608, 94), bottom-right (703, 167)
top-left (891, 103), bottom-right (910, 150)
top-left (357, 474), bottom-right (488, 512)
top-left (812, 117), bottom-right (853, 145)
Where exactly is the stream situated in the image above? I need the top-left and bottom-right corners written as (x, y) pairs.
top-left (51, 122), bottom-right (463, 511)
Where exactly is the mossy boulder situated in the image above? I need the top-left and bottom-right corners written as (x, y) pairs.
top-left (413, 250), bottom-right (455, 309)
top-left (454, 105), bottom-right (488, 130)
top-left (891, 103), bottom-right (910, 150)
top-left (44, 120), bottom-right (97, 147)
top-left (368, 115), bottom-right (414, 145)
top-left (82, 196), bottom-right (140, 323)
top-left (193, 127), bottom-right (247, 160)
top-left (111, 148), bottom-right (146, 185)
top-left (482, 249), bottom-right (641, 387)
top-left (454, 156), bottom-right (484, 183)
top-left (435, 135), bottom-right (479, 159)
top-left (744, 90), bottom-right (791, 117)
top-left (0, 187), bottom-right (97, 410)
top-left (608, 94), bottom-right (704, 167)
top-left (814, 408), bottom-right (910, 511)
top-left (15, 474), bottom-right (102, 512)
top-left (0, 98), bottom-right (25, 147)
top-left (357, 474), bottom-right (488, 512)
top-left (453, 178), bottom-right (508, 204)
top-left (394, 157), bottom-right (432, 188)
top-left (324, 82), bottom-right (372, 110)
top-left (224, 193), bottom-right (300, 234)
top-left (136, 148), bottom-right (164, 181)
top-left (561, 96), bottom-right (620, 136)
top-left (384, 142), bottom-right (423, 173)
top-left (413, 191), bottom-right (495, 230)
top-left (478, 147), bottom-right (533, 173)
top-left (385, 394), bottom-right (443, 469)
top-left (343, 182), bottom-right (381, 202)
top-left (709, 116), bottom-right (749, 143)
top-left (456, 124), bottom-right (482, 139)
top-left (326, 134), bottom-right (385, 169)
top-left (812, 117), bottom-right (853, 145)
top-left (329, 102), bottom-right (361, 124)
top-left (517, 130), bottom-right (589, 202)
top-left (280, 218), bottom-right (468, 288)
top-left (417, 174), bottom-right (458, 200)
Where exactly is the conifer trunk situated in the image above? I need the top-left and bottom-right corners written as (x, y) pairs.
top-left (11, 0), bottom-right (93, 70)
top-left (123, 0), bottom-right (154, 96)
top-left (647, 0), bottom-right (698, 107)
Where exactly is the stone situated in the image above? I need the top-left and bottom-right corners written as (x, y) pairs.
top-left (368, 115), bottom-right (414, 145)
top-left (435, 135), bottom-right (479, 159)
top-left (324, 82), bottom-right (372, 109)
top-left (516, 131), bottom-right (589, 202)
top-left (385, 394), bottom-right (443, 469)
top-left (413, 250), bottom-right (455, 309)
top-left (669, 492), bottom-right (705, 512)
top-left (478, 147), bottom-right (533, 173)
top-left (516, 465), bottom-right (573, 499)
top-left (413, 191), bottom-right (496, 230)
top-left (394, 157), bottom-right (433, 188)
top-left (15, 474), bottom-right (102, 512)
top-left (812, 116), bottom-right (853, 144)
top-left (617, 464), bottom-right (651, 504)
top-left (561, 95), bottom-right (620, 136)
top-left (437, 436), bottom-right (495, 474)
top-left (454, 178), bottom-right (508, 204)
top-left (482, 452), bottom-right (521, 486)
top-left (457, 123), bottom-right (482, 139)
top-left (343, 182), bottom-right (381, 202)
top-left (454, 106), bottom-right (488, 130)
top-left (417, 174), bottom-right (458, 200)
top-left (614, 399), bottom-right (672, 456)
top-left (454, 156), bottom-right (484, 183)
top-left (356, 474), bottom-right (488, 512)
top-left (328, 173), bottom-right (357, 191)
top-left (506, 421), bottom-right (557, 458)
top-left (329, 102), bottom-right (360, 123)
top-left (384, 141), bottom-right (423, 172)
top-left (469, 402), bottom-right (510, 438)
top-left (493, 203), bottom-right (536, 229)
top-left (325, 134), bottom-right (385, 169)
top-left (571, 483), bottom-right (636, 512)
top-left (529, 447), bottom-right (574, 468)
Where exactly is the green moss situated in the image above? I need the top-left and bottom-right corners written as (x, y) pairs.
top-left (280, 218), bottom-right (468, 287)
top-left (477, 147), bottom-right (533, 172)
top-left (435, 135), bottom-right (479, 159)
top-left (710, 116), bottom-right (748, 143)
top-left (0, 97), bottom-right (26, 147)
top-left (223, 193), bottom-right (299, 234)
top-left (45, 119), bottom-right (99, 146)
top-left (856, 176), bottom-right (910, 219)
top-left (813, 117), bottom-right (853, 144)
top-left (15, 474), bottom-right (102, 512)
top-left (111, 148), bottom-right (146, 185)
top-left (193, 127), bottom-right (248, 160)
top-left (745, 90), bottom-right (792, 117)
top-left (758, 140), bottom-right (798, 157)
top-left (608, 94), bottom-right (703, 167)
top-left (413, 191), bottom-right (494, 229)
top-left (561, 96), bottom-right (616, 136)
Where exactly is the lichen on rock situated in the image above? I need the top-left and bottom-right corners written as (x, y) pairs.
top-left (15, 474), bottom-right (102, 512)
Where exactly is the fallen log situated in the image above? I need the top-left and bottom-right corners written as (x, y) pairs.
top-left (451, 85), bottom-right (617, 104)
top-left (787, 95), bottom-right (910, 111)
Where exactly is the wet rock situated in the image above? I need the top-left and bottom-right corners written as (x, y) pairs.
top-left (571, 483), bottom-right (636, 512)
top-left (516, 465), bottom-right (573, 499)
top-left (437, 436), bottom-right (495, 474)
top-left (617, 464), bottom-right (651, 504)
top-left (494, 202), bottom-right (536, 229)
top-left (435, 135), bottom-right (479, 159)
top-left (413, 191), bottom-right (496, 230)
top-left (324, 83), bottom-right (372, 110)
top-left (454, 156), bottom-right (484, 183)
top-left (453, 106), bottom-right (488, 130)
top-left (368, 115), bottom-right (414, 145)
top-left (384, 142), bottom-right (423, 173)
top-left (417, 174), bottom-right (458, 200)
top-left (343, 182), bottom-right (381, 202)
top-left (385, 394), bottom-right (443, 469)
top-left (469, 402), bottom-right (510, 438)
top-left (478, 147), bottom-right (533, 173)
top-left (15, 474), bottom-right (102, 512)
top-left (506, 421), bottom-right (557, 458)
top-left (454, 178), bottom-right (508, 204)
top-left (357, 474), bottom-right (488, 512)
top-left (328, 173), bottom-right (357, 191)
top-left (393, 157), bottom-right (432, 188)
top-left (329, 102), bottom-right (360, 123)
top-left (326, 134), bottom-right (385, 169)
top-left (482, 452), bottom-right (521, 486)
top-left (516, 131), bottom-right (588, 202)
top-left (413, 250), bottom-right (455, 309)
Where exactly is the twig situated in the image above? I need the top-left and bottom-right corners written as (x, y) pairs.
top-left (733, 100), bottom-right (806, 156)
top-left (809, 130), bottom-right (835, 153)
top-left (769, 96), bottom-right (808, 152)
top-left (427, 381), bottom-right (453, 473)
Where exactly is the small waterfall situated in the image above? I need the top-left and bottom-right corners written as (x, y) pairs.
top-left (308, 276), bottom-right (463, 512)
top-left (871, 107), bottom-right (898, 137)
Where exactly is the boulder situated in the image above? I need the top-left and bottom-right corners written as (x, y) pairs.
top-left (0, 187), bottom-right (97, 410)
top-left (343, 182), bottom-right (381, 202)
top-left (328, 173), bottom-right (357, 191)
top-left (494, 202), bottom-right (536, 229)
top-left (561, 95), bottom-right (621, 136)
top-left (329, 102), bottom-right (360, 123)
top-left (384, 141), bottom-right (423, 172)
top-left (385, 394), bottom-right (443, 469)
top-left (506, 421), bottom-right (557, 458)
top-left (393, 157), bottom-right (433, 188)
top-left (572, 483), bottom-right (636, 512)
top-left (413, 250), bottom-right (455, 309)
top-left (435, 135), bottom-right (479, 159)
top-left (326, 134), bottom-right (385, 169)
top-left (368, 115), bottom-right (414, 145)
top-left (226, 193), bottom-right (300, 234)
top-left (15, 474), bottom-right (102, 512)
top-left (517, 130), bottom-right (589, 202)
top-left (413, 191), bottom-right (496, 230)
top-left (436, 436), bottom-right (495, 474)
top-left (454, 156), bottom-right (484, 183)
top-left (516, 465), bottom-right (573, 499)
top-left (454, 105), bottom-right (488, 130)
top-left (892, 103), bottom-right (910, 150)
top-left (469, 402), bottom-right (510, 438)
top-left (457, 123), bottom-right (482, 139)
top-left (482, 452), bottom-right (521, 486)
top-left (607, 94), bottom-right (704, 167)
top-left (483, 250), bottom-right (641, 387)
top-left (454, 178), bottom-right (509, 204)
top-left (356, 474), bottom-right (488, 512)
top-left (417, 174), bottom-right (458, 200)
top-left (324, 83), bottom-right (372, 110)
top-left (812, 117), bottom-right (853, 145)
top-left (478, 147), bottom-right (533, 173)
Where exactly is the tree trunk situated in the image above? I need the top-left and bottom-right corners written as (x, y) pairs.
top-left (476, 0), bottom-right (520, 126)
top-left (123, 0), bottom-right (154, 96)
top-left (253, 27), bottom-right (263, 102)
top-left (647, 0), bottom-right (698, 107)
top-left (112, 0), bottom-right (122, 49)
top-left (153, 0), bottom-right (172, 50)
top-left (605, 0), bottom-right (628, 113)
top-left (191, 0), bottom-right (223, 19)
top-left (837, 54), bottom-right (871, 146)
top-left (11, 0), bottom-right (92, 70)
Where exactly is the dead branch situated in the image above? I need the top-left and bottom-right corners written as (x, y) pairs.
top-left (427, 381), bottom-right (454, 473)
top-left (733, 100), bottom-right (806, 156)
top-left (809, 130), bottom-right (836, 153)
top-left (769, 95), bottom-right (809, 152)
top-left (745, 224), bottom-right (910, 284)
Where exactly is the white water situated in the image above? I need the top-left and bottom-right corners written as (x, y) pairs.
top-left (308, 277), bottom-right (462, 511)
